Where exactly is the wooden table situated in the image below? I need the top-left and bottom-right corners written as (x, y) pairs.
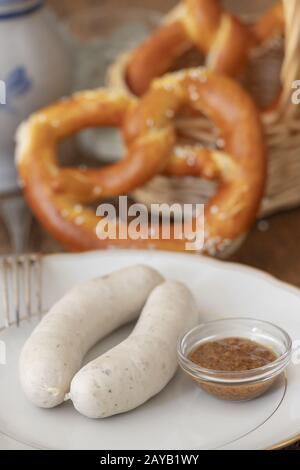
top-left (0, 0), bottom-right (299, 450)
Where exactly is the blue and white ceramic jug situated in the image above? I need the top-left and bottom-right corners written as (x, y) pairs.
top-left (0, 0), bottom-right (72, 192)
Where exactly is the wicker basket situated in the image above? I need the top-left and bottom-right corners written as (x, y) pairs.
top-left (107, 0), bottom-right (300, 218)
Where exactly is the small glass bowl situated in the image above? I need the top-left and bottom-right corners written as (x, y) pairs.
top-left (177, 318), bottom-right (292, 402)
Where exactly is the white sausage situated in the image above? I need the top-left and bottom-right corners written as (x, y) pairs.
top-left (70, 281), bottom-right (198, 418)
top-left (19, 265), bottom-right (163, 408)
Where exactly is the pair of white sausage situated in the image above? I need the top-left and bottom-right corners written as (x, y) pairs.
top-left (20, 265), bottom-right (198, 418)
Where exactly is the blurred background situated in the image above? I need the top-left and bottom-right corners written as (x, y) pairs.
top-left (0, 0), bottom-right (299, 288)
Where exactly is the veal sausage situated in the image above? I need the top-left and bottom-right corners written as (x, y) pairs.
top-left (70, 281), bottom-right (198, 418)
top-left (20, 265), bottom-right (164, 408)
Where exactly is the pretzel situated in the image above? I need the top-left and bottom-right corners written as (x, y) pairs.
top-left (16, 89), bottom-right (176, 251)
top-left (17, 69), bottom-right (266, 255)
top-left (125, 0), bottom-right (284, 97)
top-left (124, 69), bottom-right (266, 254)
top-left (252, 1), bottom-right (284, 44)
top-left (126, 0), bottom-right (255, 96)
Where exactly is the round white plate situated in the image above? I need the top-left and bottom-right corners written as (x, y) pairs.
top-left (1, 250), bottom-right (300, 450)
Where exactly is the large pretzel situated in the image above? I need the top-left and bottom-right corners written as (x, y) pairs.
top-left (16, 90), bottom-right (176, 251)
top-left (16, 69), bottom-right (266, 256)
top-left (126, 0), bottom-right (284, 96)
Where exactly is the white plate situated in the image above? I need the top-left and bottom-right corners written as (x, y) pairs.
top-left (0, 250), bottom-right (300, 450)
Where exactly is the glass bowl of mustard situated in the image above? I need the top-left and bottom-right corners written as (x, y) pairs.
top-left (177, 318), bottom-right (292, 401)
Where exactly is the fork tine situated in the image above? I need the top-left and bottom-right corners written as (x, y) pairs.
top-left (1, 257), bottom-right (10, 328)
top-left (13, 257), bottom-right (21, 327)
top-left (0, 254), bottom-right (42, 329)
top-left (31, 254), bottom-right (42, 320)
top-left (23, 255), bottom-right (31, 319)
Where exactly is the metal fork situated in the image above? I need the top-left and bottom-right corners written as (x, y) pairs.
top-left (0, 195), bottom-right (32, 255)
top-left (0, 254), bottom-right (42, 328)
